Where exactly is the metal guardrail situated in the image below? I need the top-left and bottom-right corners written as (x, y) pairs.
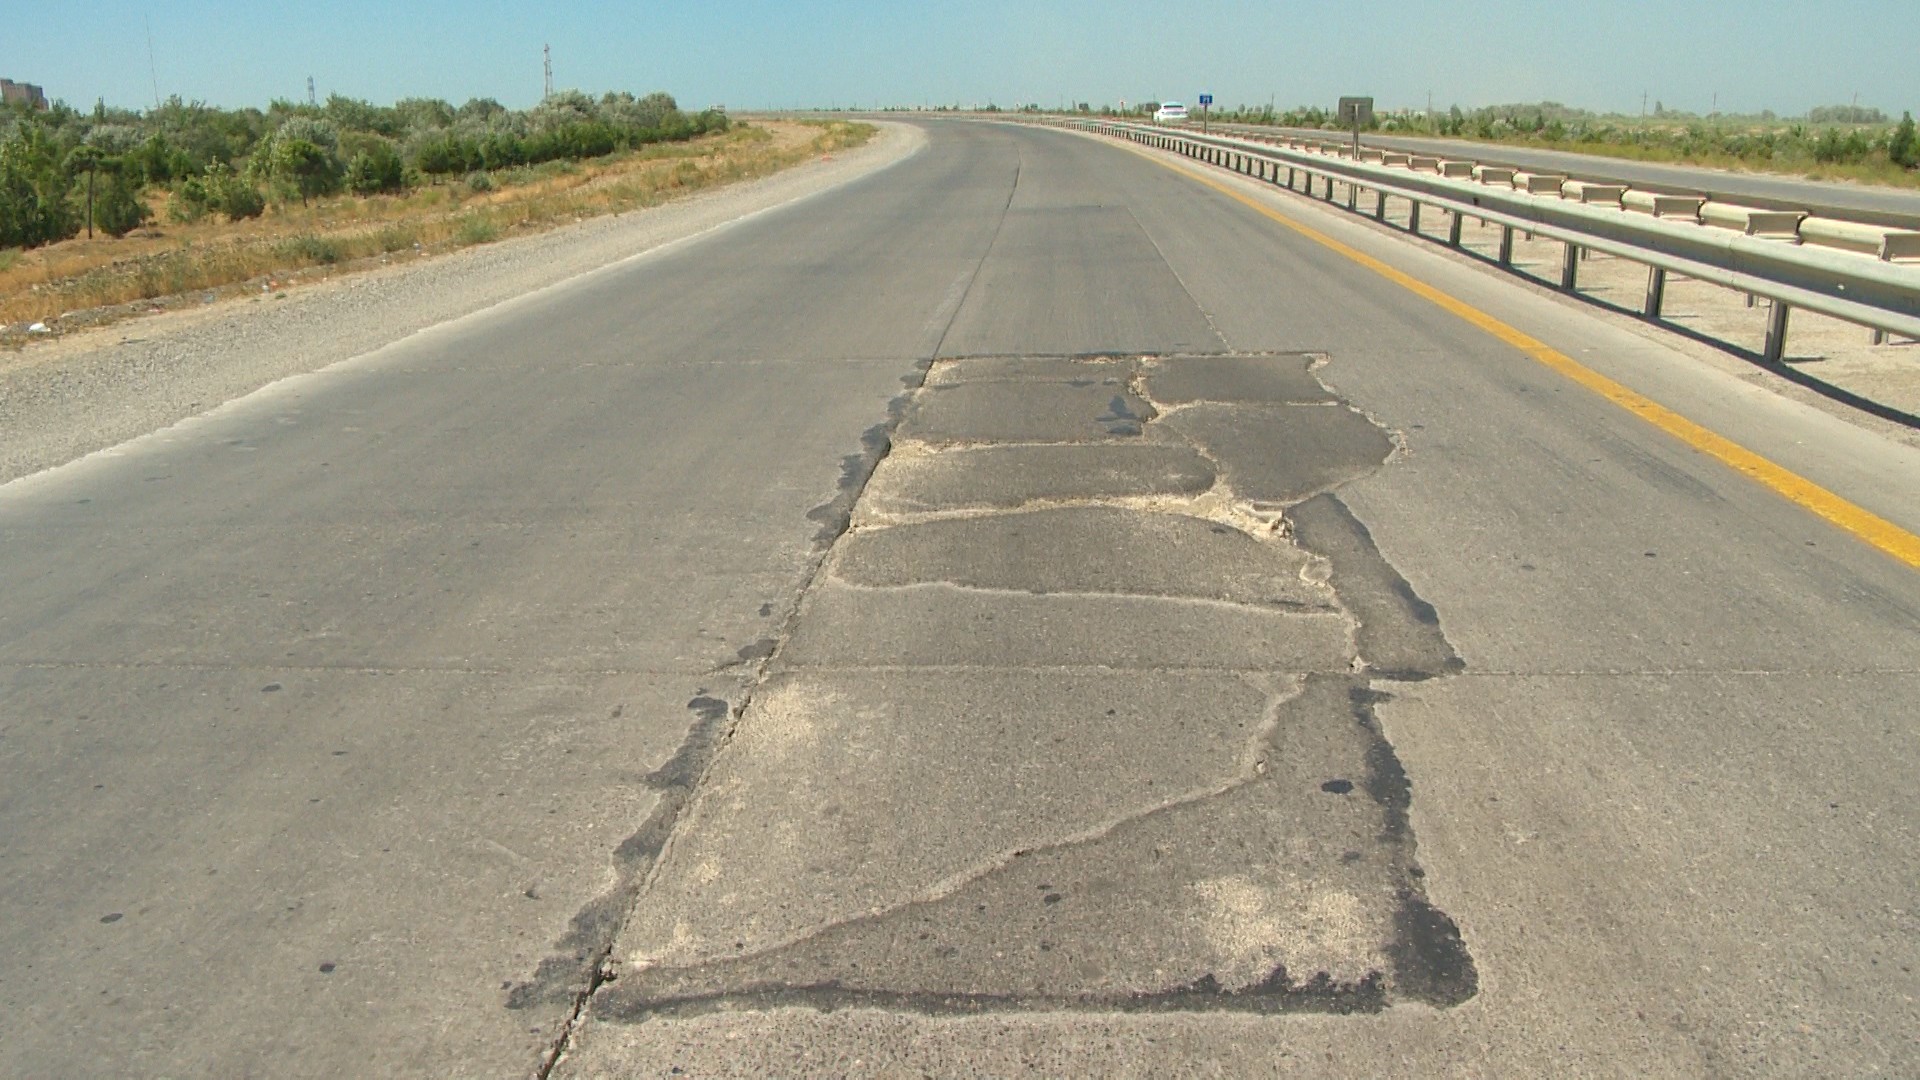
top-left (1048, 118), bottom-right (1920, 361)
top-left (1203, 121), bottom-right (1920, 232)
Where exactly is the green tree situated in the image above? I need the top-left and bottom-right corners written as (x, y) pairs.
top-left (1892, 111), bottom-right (1918, 169)
top-left (268, 137), bottom-right (339, 205)
top-left (203, 161), bottom-right (264, 220)
top-left (91, 167), bottom-right (149, 236)
top-left (0, 124), bottom-right (79, 247)
top-left (344, 139), bottom-right (406, 194)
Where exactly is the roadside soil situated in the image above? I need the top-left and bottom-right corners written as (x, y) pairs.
top-left (0, 121), bottom-right (921, 485)
top-left (0, 120), bottom-right (840, 341)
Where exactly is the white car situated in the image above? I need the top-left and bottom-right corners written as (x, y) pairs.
top-left (1153, 102), bottom-right (1188, 123)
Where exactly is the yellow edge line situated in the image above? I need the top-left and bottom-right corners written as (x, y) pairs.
top-left (1128, 143), bottom-right (1920, 570)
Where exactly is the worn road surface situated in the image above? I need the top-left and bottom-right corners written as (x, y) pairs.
top-left (3, 120), bottom-right (1918, 1078)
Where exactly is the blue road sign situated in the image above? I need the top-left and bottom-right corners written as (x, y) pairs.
top-left (1198, 93), bottom-right (1213, 106)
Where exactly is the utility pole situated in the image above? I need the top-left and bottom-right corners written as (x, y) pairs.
top-left (307, 75), bottom-right (315, 106)
top-left (145, 16), bottom-right (161, 109)
top-left (1642, 91), bottom-right (1647, 117)
top-left (543, 44), bottom-right (553, 100)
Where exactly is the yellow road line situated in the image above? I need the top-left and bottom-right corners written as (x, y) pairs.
top-left (1132, 145), bottom-right (1920, 570)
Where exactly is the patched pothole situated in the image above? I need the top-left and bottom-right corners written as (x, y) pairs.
top-left (585, 352), bottom-right (1475, 1022)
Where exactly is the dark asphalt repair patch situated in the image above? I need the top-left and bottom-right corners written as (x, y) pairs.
top-left (1287, 494), bottom-right (1466, 681)
top-left (578, 353), bottom-right (1476, 1026)
top-left (503, 694), bottom-right (739, 1015)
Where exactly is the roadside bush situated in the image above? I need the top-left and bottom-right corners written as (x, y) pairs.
top-left (91, 170), bottom-right (150, 236)
top-left (0, 124), bottom-right (80, 247)
top-left (1893, 113), bottom-right (1918, 169)
top-left (344, 140), bottom-right (406, 194)
top-left (203, 162), bottom-right (264, 220)
top-left (276, 234), bottom-right (343, 264)
top-left (168, 176), bottom-right (209, 222)
top-left (454, 214), bottom-right (497, 244)
top-left (464, 170), bottom-right (493, 193)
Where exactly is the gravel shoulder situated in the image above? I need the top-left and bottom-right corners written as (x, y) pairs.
top-left (0, 121), bottom-right (925, 486)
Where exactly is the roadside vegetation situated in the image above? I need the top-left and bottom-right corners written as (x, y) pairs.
top-left (0, 87), bottom-right (871, 333)
top-left (991, 99), bottom-right (1920, 189)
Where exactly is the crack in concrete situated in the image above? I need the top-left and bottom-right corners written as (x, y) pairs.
top-left (556, 351), bottom-right (1482, 1037)
top-left (806, 577), bottom-right (1335, 614)
top-left (616, 676), bottom-right (1297, 975)
top-left (594, 673), bottom-right (1475, 1020)
top-left (576, 352), bottom-right (1481, 1025)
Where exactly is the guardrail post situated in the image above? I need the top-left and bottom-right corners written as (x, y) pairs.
top-left (1644, 267), bottom-right (1667, 318)
top-left (1873, 328), bottom-right (1888, 345)
top-left (1347, 182), bottom-right (1357, 211)
top-left (1287, 166), bottom-right (1296, 190)
top-left (1408, 201), bottom-right (1422, 234)
top-left (1498, 225), bottom-right (1514, 265)
top-left (1764, 300), bottom-right (1791, 363)
top-left (1374, 190), bottom-right (1388, 220)
top-left (1561, 243), bottom-right (1580, 289)
top-left (1447, 211), bottom-right (1463, 246)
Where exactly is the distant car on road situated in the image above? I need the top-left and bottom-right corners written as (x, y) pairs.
top-left (1153, 102), bottom-right (1188, 123)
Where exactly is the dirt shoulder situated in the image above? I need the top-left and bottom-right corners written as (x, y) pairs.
top-left (0, 121), bottom-right (924, 486)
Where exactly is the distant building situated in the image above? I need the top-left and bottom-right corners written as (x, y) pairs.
top-left (1, 78), bottom-right (49, 110)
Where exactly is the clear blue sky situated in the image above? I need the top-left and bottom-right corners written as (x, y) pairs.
top-left (14, 0), bottom-right (1920, 118)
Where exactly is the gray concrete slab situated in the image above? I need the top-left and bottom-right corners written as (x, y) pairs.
top-left (1162, 403), bottom-right (1396, 505)
top-left (898, 380), bottom-right (1161, 443)
top-left (779, 582), bottom-right (1352, 669)
top-left (613, 668), bottom-right (1293, 966)
top-left (935, 197), bottom-right (1227, 356)
top-left (583, 674), bottom-right (1467, 1030)
top-left (860, 443), bottom-right (1216, 516)
top-left (832, 506), bottom-right (1333, 609)
top-left (1144, 353), bottom-right (1338, 405)
top-left (0, 663), bottom-right (724, 1078)
top-left (924, 355), bottom-right (1138, 385)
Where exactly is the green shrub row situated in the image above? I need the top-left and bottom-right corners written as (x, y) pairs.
top-left (0, 88), bottom-right (725, 249)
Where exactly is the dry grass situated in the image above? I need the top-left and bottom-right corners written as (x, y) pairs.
top-left (0, 120), bottom-right (874, 332)
top-left (1385, 124), bottom-right (1920, 191)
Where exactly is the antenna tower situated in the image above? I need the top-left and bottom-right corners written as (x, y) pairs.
top-left (543, 45), bottom-right (553, 99)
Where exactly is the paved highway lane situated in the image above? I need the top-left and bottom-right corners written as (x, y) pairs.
top-left (555, 123), bottom-right (1920, 1076)
top-left (0, 129), bottom-right (1006, 1075)
top-left (4, 119), bottom-right (1919, 1078)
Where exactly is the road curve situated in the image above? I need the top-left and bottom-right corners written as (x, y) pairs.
top-left (2, 119), bottom-right (1917, 1078)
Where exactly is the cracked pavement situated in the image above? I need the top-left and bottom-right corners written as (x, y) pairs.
top-left (6, 119), bottom-right (1920, 1078)
top-left (557, 351), bottom-right (1474, 1043)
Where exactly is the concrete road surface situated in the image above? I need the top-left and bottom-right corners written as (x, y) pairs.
top-left (3, 119), bottom-right (1918, 1078)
